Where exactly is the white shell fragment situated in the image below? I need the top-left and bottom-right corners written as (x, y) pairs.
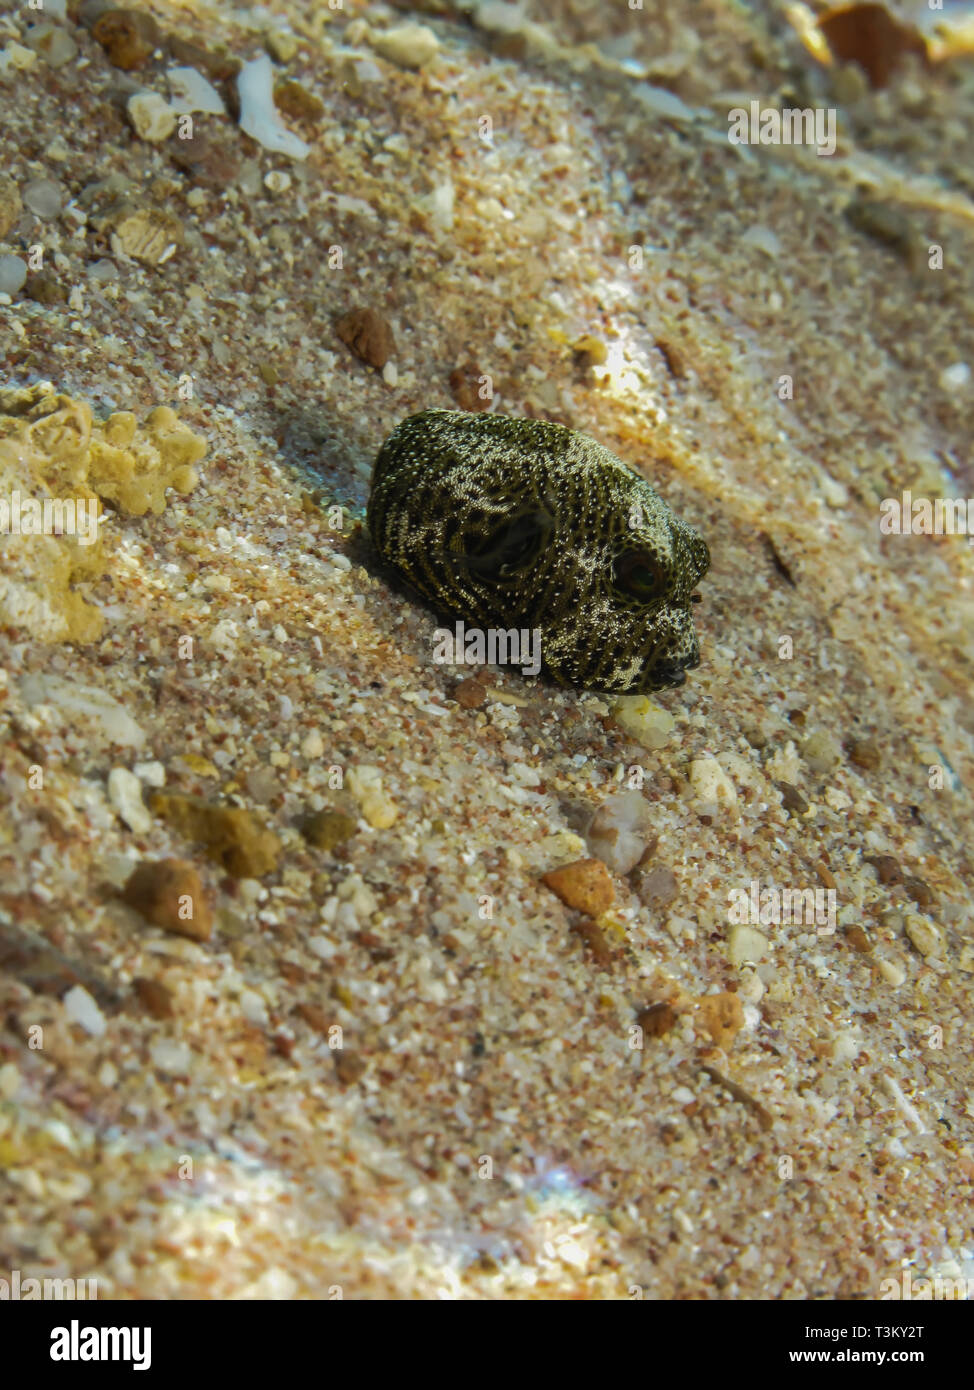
top-left (166, 66), bottom-right (226, 116)
top-left (237, 54), bottom-right (310, 161)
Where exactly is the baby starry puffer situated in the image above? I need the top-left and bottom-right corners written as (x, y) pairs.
top-left (366, 409), bottom-right (710, 694)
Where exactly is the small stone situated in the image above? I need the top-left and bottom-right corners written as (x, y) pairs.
top-left (168, 130), bottom-right (240, 188)
top-left (687, 756), bottom-right (737, 813)
top-left (904, 915), bottom-right (942, 958)
top-left (572, 919), bottom-right (615, 968)
top-left (334, 1051), bottom-right (367, 1085)
top-left (637, 865), bottom-right (678, 906)
top-left (107, 766), bottom-right (152, 833)
top-left (846, 736), bottom-right (881, 770)
top-left (902, 876), bottom-right (935, 909)
top-left (265, 29), bottom-right (300, 63)
top-left (370, 22), bottom-right (440, 70)
top-left (876, 955), bottom-right (907, 988)
top-left (454, 677), bottom-right (487, 708)
top-left (63, 984), bottom-right (107, 1037)
top-left (345, 765), bottom-right (398, 829)
top-left (0, 256), bottom-right (28, 295)
top-left (449, 363), bottom-right (493, 412)
top-left (24, 270), bottom-right (66, 305)
top-left (727, 923), bottom-right (769, 966)
top-left (609, 694), bottom-right (675, 749)
top-left (131, 976), bottom-right (174, 1018)
top-left (92, 8), bottom-right (159, 71)
top-left (697, 991), bottom-right (744, 1050)
top-left (865, 853), bottom-right (902, 885)
top-left (775, 781), bottom-right (808, 815)
top-left (150, 1039), bottom-right (191, 1076)
top-left (25, 23), bottom-right (78, 67)
top-left (636, 1001), bottom-right (677, 1039)
top-left (586, 790), bottom-right (654, 874)
top-left (263, 170), bottom-right (291, 195)
top-left (541, 857), bottom-right (615, 917)
top-left (2, 42), bottom-right (37, 71)
top-left (0, 175), bottom-right (22, 238)
top-left (148, 792), bottom-right (281, 877)
top-left (336, 306), bottom-right (395, 369)
top-left (300, 808), bottom-right (357, 851)
top-left (127, 91), bottom-right (177, 142)
top-left (167, 34), bottom-right (240, 83)
top-left (801, 730), bottom-right (841, 775)
top-left (122, 857), bottom-right (213, 940)
top-left (843, 924), bottom-right (872, 953)
top-left (22, 177), bottom-right (63, 220)
top-left (273, 78), bottom-right (324, 122)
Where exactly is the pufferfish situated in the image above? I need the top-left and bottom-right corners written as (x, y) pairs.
top-left (366, 409), bottom-right (710, 693)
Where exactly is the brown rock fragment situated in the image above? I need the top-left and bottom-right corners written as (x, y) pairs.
top-left (148, 793), bottom-right (281, 877)
top-left (843, 925), bottom-right (872, 953)
top-left (571, 919), bottom-right (614, 969)
top-left (846, 735), bottom-right (881, 770)
top-left (273, 79), bottom-right (325, 122)
top-left (299, 808), bottom-right (357, 851)
top-left (902, 876), bottom-right (935, 908)
top-left (449, 363), bottom-right (492, 412)
top-left (776, 781), bottom-right (808, 815)
top-left (541, 857), bottom-right (614, 917)
top-left (865, 853), bottom-right (902, 885)
top-left (636, 1001), bottom-right (678, 1039)
top-left (454, 677), bottom-right (487, 709)
top-left (130, 976), bottom-right (175, 1018)
top-left (335, 306), bottom-right (395, 369)
top-left (696, 991), bottom-right (744, 1050)
top-left (333, 1051), bottom-right (367, 1085)
top-left (122, 858), bottom-right (212, 940)
top-left (91, 8), bottom-right (160, 71)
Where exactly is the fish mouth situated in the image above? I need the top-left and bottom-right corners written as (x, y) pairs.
top-left (648, 651), bottom-right (700, 689)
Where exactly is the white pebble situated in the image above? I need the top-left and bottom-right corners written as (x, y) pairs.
top-left (22, 177), bottom-right (63, 219)
top-left (370, 23), bottom-right (440, 70)
top-left (726, 923), bottom-right (769, 966)
top-left (150, 1040), bottom-right (192, 1075)
top-left (127, 91), bottom-right (177, 143)
top-left (165, 66), bottom-right (226, 115)
top-left (939, 362), bottom-right (970, 391)
top-left (107, 767), bottom-right (152, 834)
top-left (63, 985), bottom-right (106, 1037)
top-left (0, 255), bottom-right (27, 295)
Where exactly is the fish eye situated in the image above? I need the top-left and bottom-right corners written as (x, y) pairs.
top-left (614, 549), bottom-right (666, 601)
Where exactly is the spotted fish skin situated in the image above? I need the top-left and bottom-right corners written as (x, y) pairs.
top-left (367, 409), bottom-right (710, 693)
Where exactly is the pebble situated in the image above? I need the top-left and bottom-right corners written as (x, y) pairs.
top-left (1, 42), bottom-right (38, 71)
top-left (148, 792), bottom-right (281, 877)
top-left (775, 780), bottom-right (808, 815)
top-left (264, 169), bottom-right (292, 194)
top-left (726, 923), bottom-right (769, 966)
top-left (586, 790), bottom-right (655, 874)
top-left (0, 256), bottom-right (27, 295)
top-left (300, 808), bottom-right (357, 851)
top-left (336, 306), bottom-right (395, 369)
top-left (846, 735), bottom-right (881, 770)
top-left (265, 29), bottom-right (300, 63)
top-left (273, 78), bottom-right (324, 122)
top-left (107, 766), bottom-right (152, 833)
top-left (541, 857), bottom-right (615, 917)
top-left (91, 7), bottom-right (159, 71)
top-left (22, 177), bottom-right (63, 220)
top-left (939, 362), bottom-right (970, 392)
top-left (24, 23), bottom-right (78, 67)
top-left (63, 984), bottom-right (107, 1037)
top-left (865, 853), bottom-right (902, 885)
top-left (454, 677), bottom-right (487, 708)
top-left (697, 992), bottom-right (744, 1049)
top-left (122, 857), bottom-right (213, 940)
top-left (24, 270), bottom-right (66, 305)
top-left (238, 54), bottom-right (310, 160)
top-left (345, 765), bottom-right (399, 829)
top-left (636, 1001), bottom-right (677, 1039)
top-left (843, 924), bottom-right (872, 953)
top-left (904, 915), bottom-right (943, 958)
top-left (903, 876), bottom-right (935, 909)
top-left (150, 1039), bottom-right (191, 1075)
top-left (610, 695), bottom-right (675, 749)
top-left (127, 91), bottom-right (177, 142)
top-left (637, 865), bottom-right (678, 906)
top-left (687, 756), bottom-right (737, 812)
top-left (801, 730), bottom-right (841, 774)
top-left (130, 976), bottom-right (174, 1019)
top-left (876, 955), bottom-right (907, 988)
top-left (369, 22), bottom-right (440, 70)
top-left (110, 206), bottom-right (183, 265)
top-left (334, 1051), bottom-right (368, 1086)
